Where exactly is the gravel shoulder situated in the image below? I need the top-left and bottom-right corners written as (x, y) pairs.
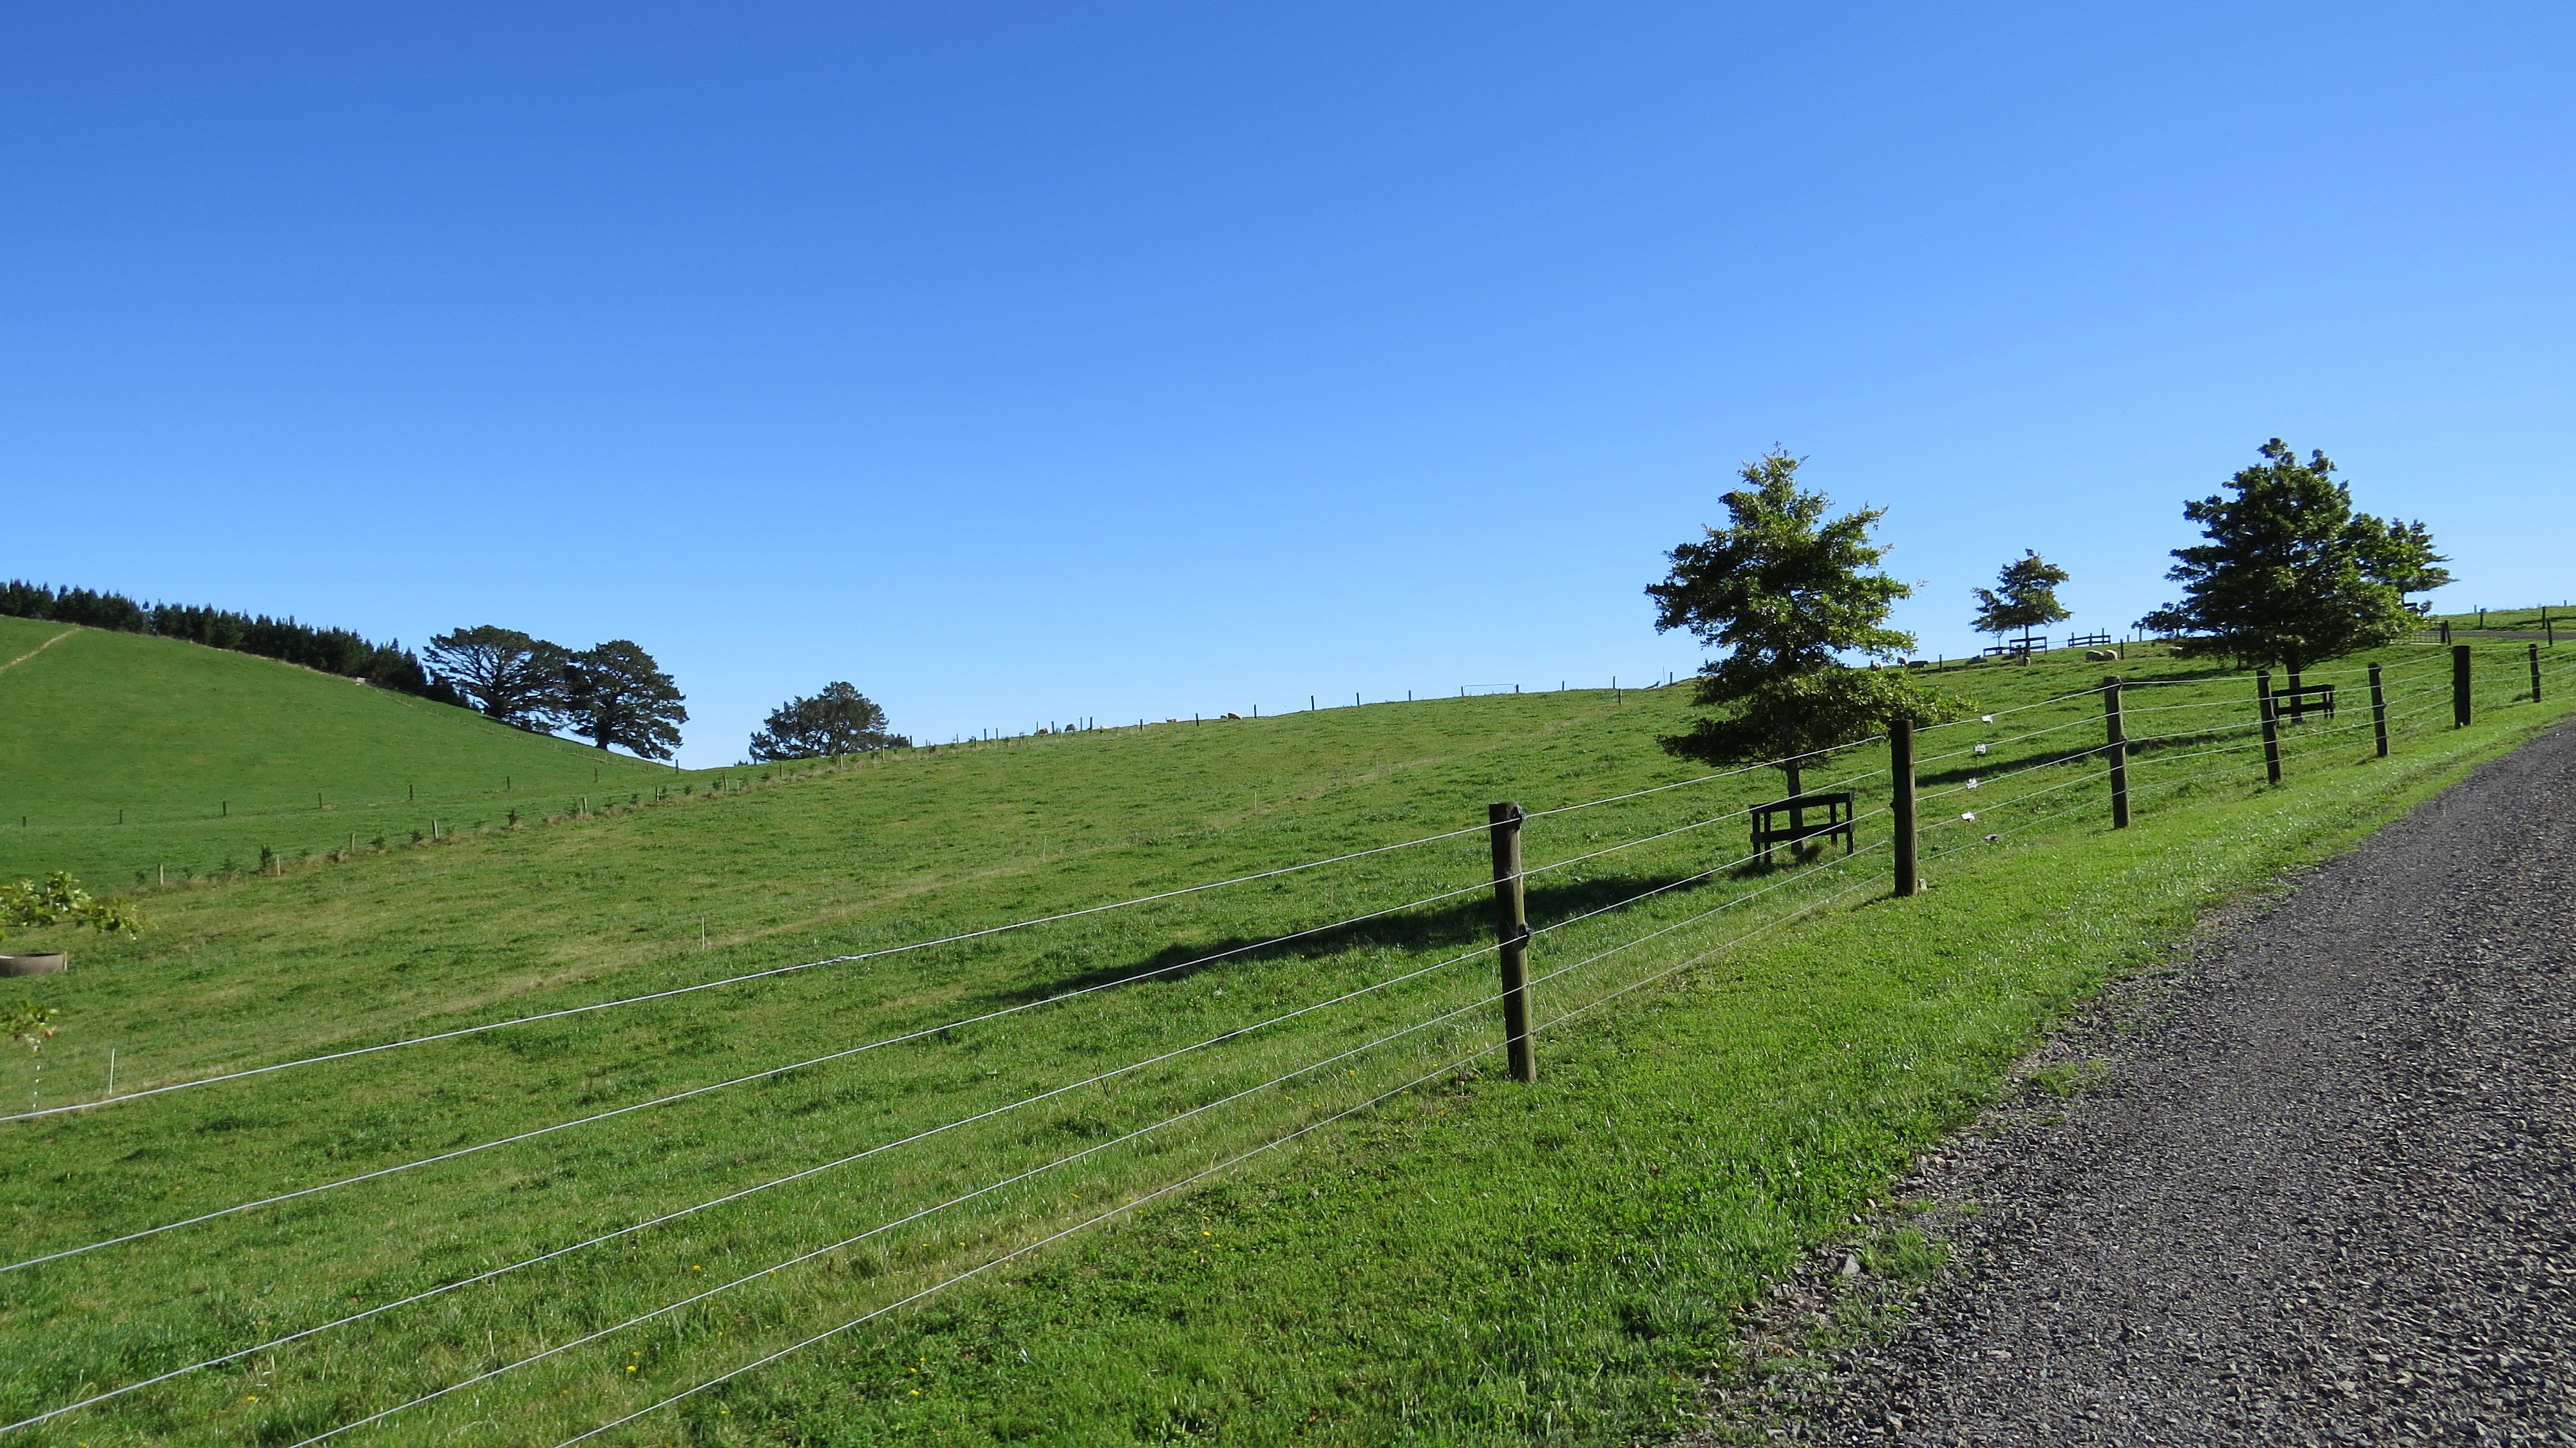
top-left (1714, 719), bottom-right (2576, 1446)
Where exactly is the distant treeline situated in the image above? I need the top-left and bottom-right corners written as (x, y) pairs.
top-left (0, 580), bottom-right (462, 703)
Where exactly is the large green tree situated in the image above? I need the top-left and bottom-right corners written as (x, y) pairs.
top-left (2137, 440), bottom-right (2451, 674)
top-left (424, 625), bottom-right (571, 729)
top-left (1971, 551), bottom-right (2072, 652)
top-left (1648, 451), bottom-right (1964, 786)
top-left (748, 683), bottom-right (906, 761)
top-left (562, 640), bottom-right (688, 759)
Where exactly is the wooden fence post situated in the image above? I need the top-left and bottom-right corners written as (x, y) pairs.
top-left (2257, 669), bottom-right (2283, 785)
top-left (1488, 803), bottom-right (1537, 1083)
top-left (2531, 643), bottom-right (2543, 703)
top-left (1890, 719), bottom-right (1918, 895)
top-left (2369, 663), bottom-right (2389, 758)
top-left (2103, 678), bottom-right (2130, 828)
top-left (2453, 645), bottom-right (2473, 727)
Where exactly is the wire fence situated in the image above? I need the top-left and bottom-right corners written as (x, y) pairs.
top-left (3, 641), bottom-right (2564, 1446)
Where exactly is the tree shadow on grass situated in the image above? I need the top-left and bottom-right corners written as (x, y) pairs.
top-left (994, 870), bottom-right (1725, 1003)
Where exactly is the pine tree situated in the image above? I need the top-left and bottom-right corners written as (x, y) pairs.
top-left (1970, 551), bottom-right (2072, 654)
top-left (1648, 451), bottom-right (1966, 787)
top-left (748, 683), bottom-right (905, 760)
top-left (2137, 440), bottom-right (2451, 673)
top-left (562, 640), bottom-right (687, 759)
top-left (425, 627), bottom-right (574, 729)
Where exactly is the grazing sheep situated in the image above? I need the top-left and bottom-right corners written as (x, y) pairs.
top-left (2085, 648), bottom-right (2121, 662)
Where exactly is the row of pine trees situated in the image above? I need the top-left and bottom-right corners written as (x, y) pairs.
top-left (0, 580), bottom-right (459, 702)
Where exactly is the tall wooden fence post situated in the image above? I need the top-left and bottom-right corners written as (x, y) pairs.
top-left (2369, 663), bottom-right (2389, 757)
top-left (2257, 669), bottom-right (2283, 785)
top-left (2531, 642), bottom-right (2543, 703)
top-left (2453, 645), bottom-right (2474, 727)
top-left (1488, 802), bottom-right (1537, 1083)
top-left (2103, 677), bottom-right (2130, 828)
top-left (1890, 719), bottom-right (1918, 895)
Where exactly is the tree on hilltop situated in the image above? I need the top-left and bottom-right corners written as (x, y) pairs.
top-left (2137, 439), bottom-right (2451, 674)
top-left (563, 641), bottom-right (687, 759)
top-left (1971, 551), bottom-right (2072, 654)
top-left (1648, 450), bottom-right (1967, 789)
top-left (750, 683), bottom-right (907, 760)
top-left (425, 626), bottom-right (572, 729)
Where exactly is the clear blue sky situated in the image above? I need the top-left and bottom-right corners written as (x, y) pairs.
top-left (5, 4), bottom-right (2568, 764)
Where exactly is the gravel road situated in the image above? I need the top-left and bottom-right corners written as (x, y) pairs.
top-left (1740, 720), bottom-right (2576, 1445)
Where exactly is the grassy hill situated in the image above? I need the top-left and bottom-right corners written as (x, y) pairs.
top-left (0, 616), bottom-right (672, 882)
top-left (0, 631), bottom-right (2566, 1447)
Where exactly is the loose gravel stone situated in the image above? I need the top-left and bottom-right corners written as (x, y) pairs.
top-left (1716, 719), bottom-right (2576, 1446)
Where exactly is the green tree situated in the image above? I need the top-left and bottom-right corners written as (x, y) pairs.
top-left (2137, 440), bottom-right (2452, 674)
top-left (1, 872), bottom-right (147, 942)
top-left (1647, 451), bottom-right (1966, 789)
top-left (424, 626), bottom-right (572, 729)
top-left (562, 641), bottom-right (687, 759)
top-left (1971, 550), bottom-right (2073, 654)
top-left (748, 683), bottom-right (907, 760)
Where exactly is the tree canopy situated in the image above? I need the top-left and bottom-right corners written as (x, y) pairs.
top-left (2137, 440), bottom-right (2451, 673)
top-left (1971, 551), bottom-right (2072, 645)
top-left (424, 626), bottom-right (571, 729)
top-left (748, 683), bottom-right (906, 760)
top-left (562, 640), bottom-right (688, 759)
top-left (1647, 450), bottom-right (1964, 772)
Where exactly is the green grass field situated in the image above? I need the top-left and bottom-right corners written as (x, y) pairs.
top-left (0, 616), bottom-right (673, 884)
top-left (0, 627), bottom-right (2567, 1447)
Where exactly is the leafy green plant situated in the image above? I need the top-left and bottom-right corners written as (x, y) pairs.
top-left (0, 871), bottom-right (149, 942)
top-left (5, 998), bottom-right (56, 1051)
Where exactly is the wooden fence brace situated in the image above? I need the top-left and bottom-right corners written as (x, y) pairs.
top-left (2257, 669), bottom-right (2283, 785)
top-left (2453, 645), bottom-right (2474, 728)
top-left (1487, 802), bottom-right (1537, 1083)
top-left (2369, 663), bottom-right (2389, 757)
top-left (2531, 643), bottom-right (2544, 703)
top-left (1889, 719), bottom-right (1919, 895)
top-left (2103, 678), bottom-right (2130, 828)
